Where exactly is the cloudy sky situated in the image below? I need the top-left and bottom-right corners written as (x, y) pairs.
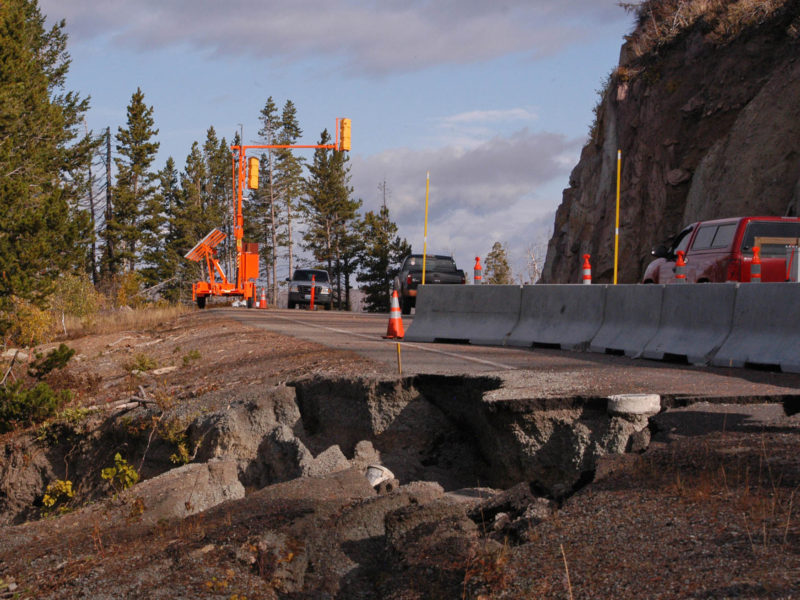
top-left (39, 0), bottom-right (634, 282)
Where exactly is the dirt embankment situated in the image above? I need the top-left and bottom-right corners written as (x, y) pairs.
top-left (1, 311), bottom-right (800, 599)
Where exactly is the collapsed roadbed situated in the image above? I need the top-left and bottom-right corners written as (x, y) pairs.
top-left (1, 313), bottom-right (799, 598)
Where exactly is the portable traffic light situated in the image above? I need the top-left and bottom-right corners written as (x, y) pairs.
top-left (339, 118), bottom-right (351, 152)
top-left (247, 157), bottom-right (259, 189)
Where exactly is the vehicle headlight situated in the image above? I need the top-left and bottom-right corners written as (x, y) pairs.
top-left (290, 284), bottom-right (299, 293)
top-left (319, 287), bottom-right (331, 295)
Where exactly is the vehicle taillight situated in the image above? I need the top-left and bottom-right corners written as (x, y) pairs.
top-left (406, 274), bottom-right (412, 285)
top-left (726, 257), bottom-right (742, 281)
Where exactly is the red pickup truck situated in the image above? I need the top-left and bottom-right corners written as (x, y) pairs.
top-left (642, 216), bottom-right (800, 283)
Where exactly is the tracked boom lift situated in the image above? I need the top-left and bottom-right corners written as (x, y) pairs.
top-left (186, 117), bottom-right (351, 309)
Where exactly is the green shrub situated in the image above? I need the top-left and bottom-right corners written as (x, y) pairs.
top-left (28, 343), bottom-right (75, 380)
top-left (3, 296), bottom-right (55, 347)
top-left (42, 479), bottom-right (75, 514)
top-left (128, 353), bottom-right (157, 372)
top-left (101, 453), bottom-right (139, 494)
top-left (0, 382), bottom-right (71, 433)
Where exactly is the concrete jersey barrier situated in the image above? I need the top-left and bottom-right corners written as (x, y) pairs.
top-left (403, 284), bottom-right (522, 345)
top-left (642, 283), bottom-right (738, 365)
top-left (711, 283), bottom-right (800, 372)
top-left (506, 284), bottom-right (607, 351)
top-left (589, 284), bottom-right (665, 357)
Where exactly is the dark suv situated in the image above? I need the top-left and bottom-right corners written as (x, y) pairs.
top-left (394, 254), bottom-right (465, 314)
top-left (287, 269), bottom-right (332, 309)
top-left (642, 216), bottom-right (800, 283)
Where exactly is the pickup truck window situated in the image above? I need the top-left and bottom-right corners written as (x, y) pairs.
top-left (711, 223), bottom-right (737, 248)
top-left (293, 270), bottom-right (329, 282)
top-left (741, 221), bottom-right (800, 256)
top-left (405, 258), bottom-right (457, 272)
top-left (692, 223), bottom-right (736, 250)
top-left (692, 226), bottom-right (717, 250)
top-left (673, 227), bottom-right (693, 255)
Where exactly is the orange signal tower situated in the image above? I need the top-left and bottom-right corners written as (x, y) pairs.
top-left (186, 118), bottom-right (351, 309)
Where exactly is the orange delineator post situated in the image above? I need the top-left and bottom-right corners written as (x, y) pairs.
top-left (675, 250), bottom-right (687, 283)
top-left (309, 275), bottom-right (316, 311)
top-left (473, 256), bottom-right (482, 285)
top-left (751, 246), bottom-right (761, 282)
top-left (582, 254), bottom-right (592, 284)
top-left (383, 290), bottom-right (405, 339)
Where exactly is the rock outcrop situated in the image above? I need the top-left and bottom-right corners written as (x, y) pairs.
top-left (543, 0), bottom-right (800, 283)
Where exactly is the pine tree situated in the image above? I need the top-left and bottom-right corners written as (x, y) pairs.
top-left (302, 130), bottom-right (360, 308)
top-left (356, 205), bottom-right (411, 312)
top-left (254, 98), bottom-right (281, 303)
top-left (143, 156), bottom-right (185, 302)
top-left (275, 100), bottom-right (305, 277)
top-left (111, 88), bottom-right (160, 274)
top-left (0, 0), bottom-right (94, 334)
top-left (484, 242), bottom-right (513, 284)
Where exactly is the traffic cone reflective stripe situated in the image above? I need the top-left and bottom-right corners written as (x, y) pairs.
top-left (383, 290), bottom-right (405, 339)
top-left (582, 254), bottom-right (592, 284)
top-left (675, 251), bottom-right (687, 282)
top-left (751, 246), bottom-right (761, 282)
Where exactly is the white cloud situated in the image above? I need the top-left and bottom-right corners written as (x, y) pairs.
top-left (441, 108), bottom-right (538, 126)
top-left (350, 127), bottom-right (580, 281)
top-left (40, 0), bottom-right (627, 77)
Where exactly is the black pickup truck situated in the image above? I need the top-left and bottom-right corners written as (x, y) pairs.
top-left (394, 254), bottom-right (466, 314)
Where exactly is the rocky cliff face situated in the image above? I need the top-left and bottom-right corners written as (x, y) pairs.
top-left (543, 0), bottom-right (800, 283)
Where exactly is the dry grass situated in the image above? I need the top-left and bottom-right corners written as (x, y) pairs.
top-left (621, 0), bottom-right (789, 59)
top-left (62, 305), bottom-right (191, 338)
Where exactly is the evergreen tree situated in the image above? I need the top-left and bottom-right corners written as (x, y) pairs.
top-left (275, 100), bottom-right (305, 277)
top-left (357, 205), bottom-right (411, 312)
top-left (111, 87), bottom-right (160, 273)
top-left (148, 157), bottom-right (182, 299)
top-left (0, 0), bottom-right (94, 334)
top-left (177, 141), bottom-right (207, 280)
top-left (484, 241), bottom-right (513, 284)
top-left (254, 98), bottom-right (281, 303)
top-left (301, 129), bottom-right (360, 308)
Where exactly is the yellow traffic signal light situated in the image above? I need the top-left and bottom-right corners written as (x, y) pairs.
top-left (247, 157), bottom-right (259, 189)
top-left (340, 118), bottom-right (351, 152)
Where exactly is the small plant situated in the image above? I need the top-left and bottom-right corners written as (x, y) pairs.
top-left (42, 479), bottom-right (75, 514)
top-left (182, 349), bottom-right (201, 366)
top-left (28, 343), bottom-right (76, 380)
top-left (101, 453), bottom-right (140, 494)
top-left (128, 353), bottom-right (157, 372)
top-left (0, 381), bottom-right (71, 433)
top-left (159, 417), bottom-right (193, 465)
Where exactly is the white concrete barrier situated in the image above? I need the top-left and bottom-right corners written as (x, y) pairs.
top-left (404, 285), bottom-right (522, 345)
top-left (506, 285), bottom-right (607, 351)
top-left (711, 283), bottom-right (800, 372)
top-left (590, 284), bottom-right (664, 357)
top-left (642, 283), bottom-right (738, 365)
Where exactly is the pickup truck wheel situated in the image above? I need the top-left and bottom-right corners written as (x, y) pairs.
top-left (196, 296), bottom-right (206, 309)
top-left (288, 301), bottom-right (295, 309)
top-left (246, 297), bottom-right (254, 309)
top-left (324, 303), bottom-right (332, 311)
top-left (401, 297), bottom-right (411, 315)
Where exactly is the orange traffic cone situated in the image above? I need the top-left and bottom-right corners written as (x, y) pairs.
top-left (751, 246), bottom-right (761, 283)
top-left (582, 254), bottom-right (592, 284)
top-left (259, 287), bottom-right (267, 309)
top-left (383, 290), bottom-right (405, 339)
top-left (675, 250), bottom-right (687, 283)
